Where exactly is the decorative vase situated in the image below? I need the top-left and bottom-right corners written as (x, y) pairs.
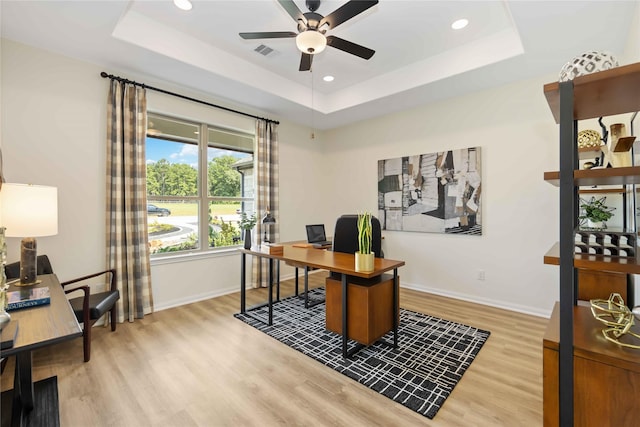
top-left (586, 219), bottom-right (605, 230)
top-left (0, 227), bottom-right (10, 329)
top-left (243, 229), bottom-right (252, 250)
top-left (355, 251), bottom-right (375, 272)
top-left (577, 129), bottom-right (601, 149)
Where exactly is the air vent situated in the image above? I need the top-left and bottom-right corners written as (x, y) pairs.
top-left (254, 44), bottom-right (275, 56)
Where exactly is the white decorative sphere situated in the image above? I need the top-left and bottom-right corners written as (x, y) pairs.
top-left (559, 51), bottom-right (619, 82)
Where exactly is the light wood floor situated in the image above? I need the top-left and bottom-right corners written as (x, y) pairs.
top-left (1, 272), bottom-right (549, 426)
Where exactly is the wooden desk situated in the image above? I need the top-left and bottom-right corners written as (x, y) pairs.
top-left (239, 244), bottom-right (405, 358)
top-left (1, 274), bottom-right (82, 426)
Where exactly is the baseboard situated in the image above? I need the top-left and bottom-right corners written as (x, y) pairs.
top-left (154, 270), bottom-right (324, 312)
top-left (154, 286), bottom-right (238, 312)
top-left (154, 271), bottom-right (551, 318)
top-left (401, 282), bottom-right (552, 318)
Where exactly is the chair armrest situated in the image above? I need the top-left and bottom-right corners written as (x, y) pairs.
top-left (64, 285), bottom-right (90, 324)
top-left (61, 269), bottom-right (116, 292)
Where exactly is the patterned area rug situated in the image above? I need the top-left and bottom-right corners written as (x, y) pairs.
top-left (234, 288), bottom-right (490, 419)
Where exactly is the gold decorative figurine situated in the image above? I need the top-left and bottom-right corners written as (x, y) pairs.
top-left (590, 293), bottom-right (640, 349)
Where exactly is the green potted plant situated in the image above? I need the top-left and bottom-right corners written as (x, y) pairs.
top-left (239, 212), bottom-right (257, 249)
top-left (355, 212), bottom-right (374, 272)
top-left (579, 196), bottom-right (614, 229)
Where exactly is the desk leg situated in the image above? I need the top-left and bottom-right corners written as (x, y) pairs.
top-left (240, 252), bottom-right (246, 313)
top-left (342, 273), bottom-right (348, 358)
top-left (11, 350), bottom-right (34, 426)
top-left (276, 260), bottom-right (280, 302)
top-left (16, 350), bottom-right (34, 410)
top-left (393, 268), bottom-right (399, 348)
top-left (304, 267), bottom-right (309, 308)
top-left (294, 267), bottom-right (299, 296)
top-left (268, 258), bottom-right (274, 326)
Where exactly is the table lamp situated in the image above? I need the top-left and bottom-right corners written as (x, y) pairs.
top-left (262, 208), bottom-right (276, 243)
top-left (0, 183), bottom-right (58, 286)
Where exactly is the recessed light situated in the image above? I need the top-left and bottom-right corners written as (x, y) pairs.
top-left (323, 75), bottom-right (335, 82)
top-left (451, 18), bottom-right (468, 30)
top-left (174, 0), bottom-right (193, 11)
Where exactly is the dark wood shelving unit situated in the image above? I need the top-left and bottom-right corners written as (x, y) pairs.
top-left (543, 242), bottom-right (640, 274)
top-left (544, 62), bottom-right (640, 123)
top-left (543, 62), bottom-right (640, 426)
top-left (543, 166), bottom-right (640, 187)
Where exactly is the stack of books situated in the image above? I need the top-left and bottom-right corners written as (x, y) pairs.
top-left (260, 243), bottom-right (284, 255)
top-left (6, 286), bottom-right (51, 311)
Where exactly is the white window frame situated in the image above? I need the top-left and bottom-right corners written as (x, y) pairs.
top-left (146, 112), bottom-right (255, 258)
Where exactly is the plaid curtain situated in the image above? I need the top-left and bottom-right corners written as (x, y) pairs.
top-left (252, 120), bottom-right (279, 288)
top-left (106, 80), bottom-right (154, 321)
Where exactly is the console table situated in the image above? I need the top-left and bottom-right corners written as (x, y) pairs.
top-left (1, 274), bottom-right (82, 427)
top-left (543, 302), bottom-right (640, 426)
top-left (238, 244), bottom-right (405, 358)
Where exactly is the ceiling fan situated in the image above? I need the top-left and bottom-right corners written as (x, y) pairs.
top-left (240, 0), bottom-right (378, 72)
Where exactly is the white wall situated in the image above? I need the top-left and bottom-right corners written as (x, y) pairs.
top-left (321, 75), bottom-right (561, 316)
top-left (622, 2), bottom-right (640, 63)
top-left (2, 39), bottom-right (107, 283)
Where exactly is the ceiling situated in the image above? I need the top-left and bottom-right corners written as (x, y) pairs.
top-left (1, 1), bottom-right (638, 130)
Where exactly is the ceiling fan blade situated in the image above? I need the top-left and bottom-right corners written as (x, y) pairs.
top-left (320, 0), bottom-right (378, 29)
top-left (299, 53), bottom-right (313, 72)
top-left (326, 36), bottom-right (375, 60)
top-left (278, 0), bottom-right (307, 25)
top-left (239, 31), bottom-right (297, 40)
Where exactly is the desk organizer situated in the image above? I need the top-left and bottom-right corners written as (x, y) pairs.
top-left (574, 229), bottom-right (637, 257)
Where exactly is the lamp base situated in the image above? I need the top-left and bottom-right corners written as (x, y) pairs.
top-left (14, 279), bottom-right (42, 287)
top-left (18, 237), bottom-right (39, 286)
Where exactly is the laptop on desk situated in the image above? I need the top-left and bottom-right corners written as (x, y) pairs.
top-left (306, 224), bottom-right (332, 248)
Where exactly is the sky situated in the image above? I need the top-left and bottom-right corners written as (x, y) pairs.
top-left (146, 137), bottom-right (249, 168)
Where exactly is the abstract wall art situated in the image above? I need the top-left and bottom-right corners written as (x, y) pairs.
top-left (378, 147), bottom-right (482, 235)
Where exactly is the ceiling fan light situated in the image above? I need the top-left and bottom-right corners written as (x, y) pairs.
top-left (296, 31), bottom-right (327, 55)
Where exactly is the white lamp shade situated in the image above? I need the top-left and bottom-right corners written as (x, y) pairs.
top-left (296, 30), bottom-right (327, 54)
top-left (0, 183), bottom-right (58, 237)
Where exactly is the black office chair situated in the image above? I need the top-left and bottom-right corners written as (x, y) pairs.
top-left (4, 255), bottom-right (119, 362)
top-left (330, 214), bottom-right (384, 284)
top-left (332, 214), bottom-right (383, 257)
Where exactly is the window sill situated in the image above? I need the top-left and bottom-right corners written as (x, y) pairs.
top-left (150, 246), bottom-right (240, 266)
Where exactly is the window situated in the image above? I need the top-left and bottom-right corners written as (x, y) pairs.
top-left (146, 113), bottom-right (254, 256)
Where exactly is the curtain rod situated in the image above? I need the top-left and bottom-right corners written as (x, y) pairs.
top-left (100, 72), bottom-right (279, 125)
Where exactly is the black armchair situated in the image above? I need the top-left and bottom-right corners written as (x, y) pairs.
top-left (4, 255), bottom-right (119, 362)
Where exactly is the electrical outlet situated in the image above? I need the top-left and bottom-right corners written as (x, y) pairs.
top-left (477, 270), bottom-right (485, 281)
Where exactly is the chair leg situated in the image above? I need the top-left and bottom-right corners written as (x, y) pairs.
top-left (83, 323), bottom-right (91, 363)
top-left (110, 306), bottom-right (117, 332)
